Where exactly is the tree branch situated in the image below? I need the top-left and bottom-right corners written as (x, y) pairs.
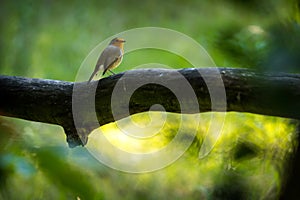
top-left (1, 68), bottom-right (300, 147)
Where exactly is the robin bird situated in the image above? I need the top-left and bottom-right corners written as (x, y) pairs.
top-left (88, 37), bottom-right (126, 83)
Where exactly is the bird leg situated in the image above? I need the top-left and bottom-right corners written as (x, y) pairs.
top-left (108, 70), bottom-right (116, 75)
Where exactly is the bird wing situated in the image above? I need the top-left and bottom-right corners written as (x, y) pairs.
top-left (102, 45), bottom-right (122, 71)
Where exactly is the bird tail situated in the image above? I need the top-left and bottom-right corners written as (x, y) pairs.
top-left (87, 71), bottom-right (97, 84)
top-left (87, 65), bottom-right (103, 84)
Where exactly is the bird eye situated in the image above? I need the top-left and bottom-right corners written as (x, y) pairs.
top-left (115, 38), bottom-right (125, 43)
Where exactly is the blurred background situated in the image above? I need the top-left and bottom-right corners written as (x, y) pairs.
top-left (0, 0), bottom-right (300, 199)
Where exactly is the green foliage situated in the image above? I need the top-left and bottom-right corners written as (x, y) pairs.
top-left (215, 24), bottom-right (268, 68)
top-left (33, 147), bottom-right (103, 200)
top-left (0, 0), bottom-right (299, 199)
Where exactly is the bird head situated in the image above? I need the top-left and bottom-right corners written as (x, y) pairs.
top-left (110, 37), bottom-right (126, 48)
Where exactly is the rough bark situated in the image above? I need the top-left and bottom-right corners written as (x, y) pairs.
top-left (0, 68), bottom-right (300, 147)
